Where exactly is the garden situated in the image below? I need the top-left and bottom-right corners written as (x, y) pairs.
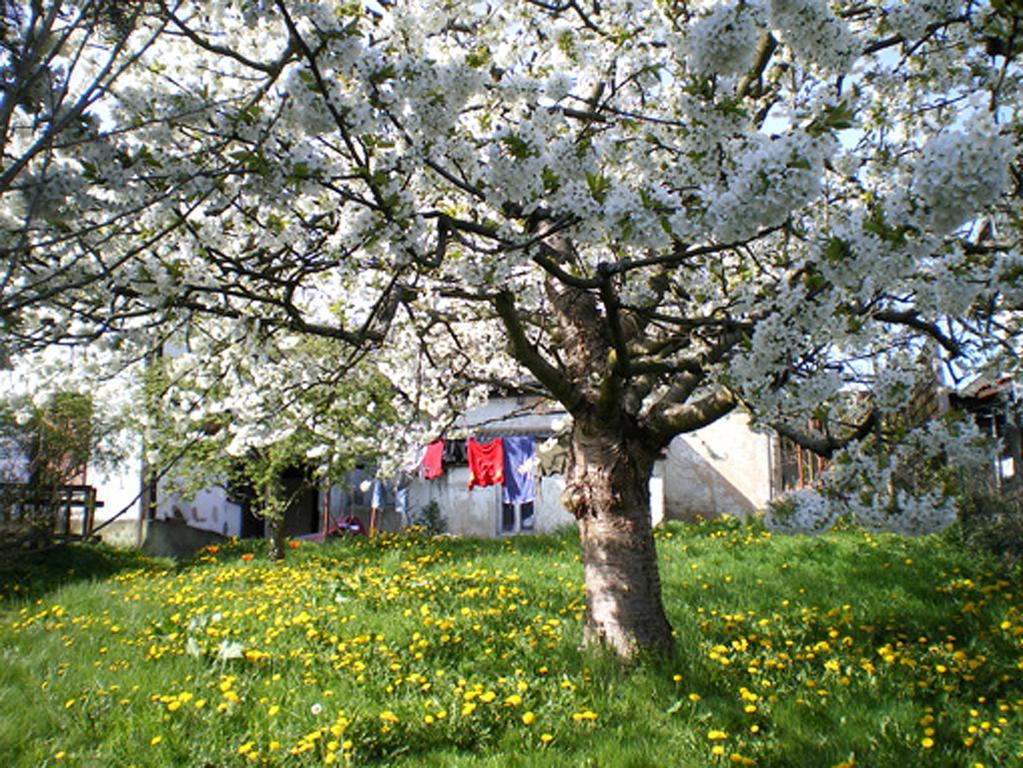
top-left (2, 518), bottom-right (1020, 767)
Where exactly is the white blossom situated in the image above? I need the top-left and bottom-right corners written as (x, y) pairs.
top-left (707, 131), bottom-right (834, 242)
top-left (687, 1), bottom-right (764, 78)
top-left (908, 117), bottom-right (1012, 235)
top-left (768, 0), bottom-right (858, 73)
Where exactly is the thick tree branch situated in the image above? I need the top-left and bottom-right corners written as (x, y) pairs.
top-left (772, 409), bottom-right (879, 460)
top-left (493, 290), bottom-right (584, 413)
top-left (647, 387), bottom-right (737, 443)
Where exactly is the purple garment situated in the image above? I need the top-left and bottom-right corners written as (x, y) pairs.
top-left (502, 436), bottom-right (536, 504)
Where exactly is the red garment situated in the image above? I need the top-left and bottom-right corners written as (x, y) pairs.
top-left (468, 438), bottom-right (504, 489)
top-left (421, 439), bottom-right (445, 479)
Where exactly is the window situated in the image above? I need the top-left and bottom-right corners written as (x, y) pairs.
top-left (500, 500), bottom-right (534, 534)
top-left (778, 436), bottom-right (827, 492)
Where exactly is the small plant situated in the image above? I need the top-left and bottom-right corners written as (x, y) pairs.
top-left (413, 500), bottom-right (446, 534)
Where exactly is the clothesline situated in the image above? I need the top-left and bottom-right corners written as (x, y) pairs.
top-left (418, 435), bottom-right (541, 505)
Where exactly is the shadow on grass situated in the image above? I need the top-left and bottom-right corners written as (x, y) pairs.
top-left (0, 542), bottom-right (168, 605)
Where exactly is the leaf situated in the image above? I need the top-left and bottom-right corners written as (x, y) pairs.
top-left (542, 167), bottom-right (561, 192)
top-left (466, 47), bottom-right (491, 68)
top-left (501, 134), bottom-right (534, 160)
top-left (585, 172), bottom-right (611, 204)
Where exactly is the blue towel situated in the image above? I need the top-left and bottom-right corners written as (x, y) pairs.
top-left (502, 436), bottom-right (536, 504)
top-left (371, 480), bottom-right (390, 508)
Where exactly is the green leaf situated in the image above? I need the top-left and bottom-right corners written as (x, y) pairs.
top-left (541, 167), bottom-right (561, 193)
top-left (585, 171), bottom-right (611, 204)
top-left (501, 134), bottom-right (535, 160)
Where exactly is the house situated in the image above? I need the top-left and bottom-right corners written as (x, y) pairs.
top-left (415, 393), bottom-right (778, 533)
top-left (0, 389), bottom-right (797, 551)
top-left (950, 375), bottom-right (1021, 493)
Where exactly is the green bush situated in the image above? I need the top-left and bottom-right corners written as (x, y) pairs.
top-left (955, 489), bottom-right (1023, 567)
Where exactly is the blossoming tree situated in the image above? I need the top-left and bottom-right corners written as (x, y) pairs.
top-left (4, 0), bottom-right (1023, 655)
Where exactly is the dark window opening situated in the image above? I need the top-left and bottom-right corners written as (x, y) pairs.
top-left (501, 500), bottom-right (535, 534)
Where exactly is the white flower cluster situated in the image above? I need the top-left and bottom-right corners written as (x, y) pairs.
top-left (764, 488), bottom-right (840, 534)
top-left (766, 417), bottom-right (989, 536)
top-left (768, 0), bottom-right (858, 73)
top-left (844, 488), bottom-right (958, 535)
top-left (908, 118), bottom-right (1012, 235)
top-left (687, 1), bottom-right (763, 78)
top-left (707, 131), bottom-right (833, 242)
top-left (887, 0), bottom-right (961, 40)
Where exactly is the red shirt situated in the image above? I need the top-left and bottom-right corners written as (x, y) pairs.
top-left (422, 439), bottom-right (444, 479)
top-left (468, 438), bottom-right (504, 489)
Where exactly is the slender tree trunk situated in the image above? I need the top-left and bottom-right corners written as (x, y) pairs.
top-left (563, 419), bottom-right (674, 657)
top-left (265, 484), bottom-right (287, 561)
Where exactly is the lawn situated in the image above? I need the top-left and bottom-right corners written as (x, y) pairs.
top-left (0, 518), bottom-right (1020, 767)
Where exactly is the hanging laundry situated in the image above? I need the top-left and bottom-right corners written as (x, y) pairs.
top-left (442, 438), bottom-right (468, 465)
top-left (421, 439), bottom-right (444, 479)
top-left (502, 436), bottom-right (536, 504)
top-left (537, 434), bottom-right (569, 476)
top-left (394, 486), bottom-right (410, 526)
top-left (370, 479), bottom-right (391, 509)
top-left (467, 437), bottom-right (504, 489)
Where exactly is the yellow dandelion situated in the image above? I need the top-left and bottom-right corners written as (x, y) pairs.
top-left (522, 711), bottom-right (536, 725)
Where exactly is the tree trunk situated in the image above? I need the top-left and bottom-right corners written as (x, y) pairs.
top-left (265, 485), bottom-right (287, 561)
top-left (563, 419), bottom-right (674, 657)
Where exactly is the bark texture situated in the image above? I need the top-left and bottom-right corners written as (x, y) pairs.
top-left (564, 418), bottom-right (674, 656)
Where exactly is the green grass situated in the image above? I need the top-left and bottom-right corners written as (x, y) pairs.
top-left (1, 519), bottom-right (1021, 767)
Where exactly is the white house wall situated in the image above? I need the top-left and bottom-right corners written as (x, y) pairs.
top-left (156, 482), bottom-right (243, 538)
top-left (452, 398), bottom-right (566, 434)
top-left (406, 468), bottom-right (575, 537)
top-left (663, 412), bottom-right (772, 520)
top-left (90, 457), bottom-right (144, 523)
